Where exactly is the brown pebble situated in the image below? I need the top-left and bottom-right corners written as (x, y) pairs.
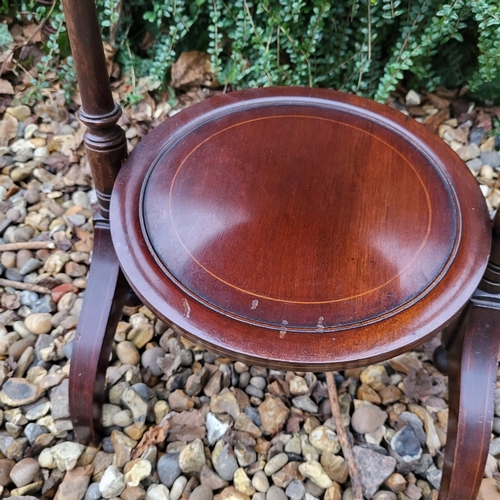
top-left (116, 341), bottom-right (141, 365)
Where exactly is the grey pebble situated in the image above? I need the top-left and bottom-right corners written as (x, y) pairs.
top-left (285, 480), bottom-right (306, 500)
top-left (32, 295), bottom-right (56, 313)
top-left (214, 443), bottom-right (239, 481)
top-left (101, 437), bottom-right (114, 454)
top-left (390, 426), bottom-right (422, 462)
top-left (250, 376), bottom-right (266, 390)
top-left (190, 484), bottom-right (213, 500)
top-left (141, 346), bottom-right (166, 376)
top-left (5, 268), bottom-right (23, 282)
top-left (481, 151), bottom-right (500, 168)
top-left (267, 485), bottom-right (287, 500)
top-left (292, 395), bottom-right (318, 413)
top-left (158, 452), bottom-right (181, 487)
top-left (24, 423), bottom-right (46, 445)
top-left (245, 385), bottom-right (264, 399)
top-left (84, 482), bottom-right (102, 500)
top-left (426, 464), bottom-right (442, 490)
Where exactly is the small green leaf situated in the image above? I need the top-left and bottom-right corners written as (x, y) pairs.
top-left (0, 23), bottom-right (13, 48)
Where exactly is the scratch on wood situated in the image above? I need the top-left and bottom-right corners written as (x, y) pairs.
top-left (280, 319), bottom-right (288, 338)
top-left (317, 316), bottom-right (325, 331)
top-left (182, 299), bottom-right (191, 318)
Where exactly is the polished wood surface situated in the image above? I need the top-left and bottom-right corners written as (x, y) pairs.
top-left (61, 0), bottom-right (127, 218)
top-left (65, 4), bottom-right (500, 495)
top-left (69, 217), bottom-right (128, 444)
top-left (440, 299), bottom-right (500, 499)
top-left (111, 87), bottom-right (490, 370)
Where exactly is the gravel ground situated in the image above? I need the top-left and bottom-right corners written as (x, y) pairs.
top-left (0, 90), bottom-right (499, 500)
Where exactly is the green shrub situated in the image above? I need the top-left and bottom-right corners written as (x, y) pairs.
top-left (3, 0), bottom-right (500, 102)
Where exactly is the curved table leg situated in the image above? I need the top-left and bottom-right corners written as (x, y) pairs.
top-left (69, 218), bottom-right (128, 445)
top-left (439, 302), bottom-right (500, 500)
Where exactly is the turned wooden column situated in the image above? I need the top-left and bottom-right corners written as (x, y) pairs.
top-left (61, 0), bottom-right (126, 219)
top-left (480, 211), bottom-right (500, 293)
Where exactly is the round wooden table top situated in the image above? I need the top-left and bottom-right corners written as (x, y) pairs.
top-left (110, 87), bottom-right (490, 370)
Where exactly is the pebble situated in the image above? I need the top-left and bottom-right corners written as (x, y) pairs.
top-left (351, 404), bottom-right (387, 434)
top-left (99, 465), bottom-right (126, 498)
top-left (0, 458), bottom-right (15, 486)
top-left (24, 313), bottom-right (53, 334)
top-left (117, 341), bottom-right (141, 365)
top-left (213, 441), bottom-right (239, 481)
top-left (0, 378), bottom-right (41, 407)
top-left (207, 412), bottom-right (230, 444)
top-left (211, 388), bottom-right (240, 419)
top-left (481, 151), bottom-right (500, 168)
top-left (298, 461), bottom-right (333, 489)
top-left (191, 484), bottom-right (214, 500)
top-left (157, 452), bottom-right (181, 487)
top-left (179, 438), bottom-right (206, 473)
top-left (264, 453), bottom-right (288, 476)
top-left (391, 426), bottom-right (422, 462)
top-left (84, 482), bottom-right (102, 500)
top-left (234, 468), bottom-right (255, 495)
top-left (259, 396), bottom-right (290, 434)
top-left (457, 143), bottom-right (481, 161)
top-left (353, 446), bottom-right (396, 498)
top-left (145, 483), bottom-right (170, 500)
top-left (51, 442), bottom-right (86, 471)
top-left (321, 453), bottom-right (349, 484)
top-left (170, 475), bottom-right (188, 500)
top-left (9, 457), bottom-right (40, 487)
top-left (292, 395), bottom-right (319, 412)
top-left (286, 479), bottom-right (306, 500)
top-left (309, 426), bottom-right (340, 454)
top-left (406, 90), bottom-right (421, 106)
top-left (266, 485), bottom-right (288, 500)
top-left (372, 492), bottom-right (397, 500)
top-left (141, 346), bottom-right (166, 376)
top-left (124, 458), bottom-right (152, 487)
top-left (253, 470), bottom-right (270, 493)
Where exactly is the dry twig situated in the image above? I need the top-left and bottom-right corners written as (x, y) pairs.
top-left (0, 278), bottom-right (51, 295)
top-left (326, 371), bottom-right (363, 500)
top-left (0, 241), bottom-right (55, 251)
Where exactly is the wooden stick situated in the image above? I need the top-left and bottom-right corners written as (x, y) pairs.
top-left (326, 371), bottom-right (363, 500)
top-left (0, 241), bottom-right (55, 251)
top-left (0, 278), bottom-right (51, 294)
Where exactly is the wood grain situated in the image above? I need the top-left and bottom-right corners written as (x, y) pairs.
top-left (110, 87), bottom-right (490, 370)
top-left (69, 216), bottom-right (128, 445)
top-left (439, 299), bottom-right (500, 500)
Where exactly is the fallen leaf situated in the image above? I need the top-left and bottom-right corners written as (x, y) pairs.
top-left (424, 108), bottom-right (449, 133)
top-left (167, 410), bottom-right (206, 441)
top-left (424, 92), bottom-right (450, 110)
top-left (0, 79), bottom-right (14, 94)
top-left (170, 51), bottom-right (219, 89)
top-left (476, 108), bottom-right (493, 132)
top-left (22, 23), bottom-right (43, 43)
top-left (0, 112), bottom-right (18, 147)
top-left (403, 368), bottom-right (446, 402)
top-left (131, 419), bottom-right (170, 459)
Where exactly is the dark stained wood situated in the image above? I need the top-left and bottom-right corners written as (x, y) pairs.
top-left (481, 208), bottom-right (500, 293)
top-left (69, 216), bottom-right (128, 445)
top-left (440, 299), bottom-right (500, 500)
top-left (65, 4), bottom-right (499, 493)
top-left (61, 0), bottom-right (126, 218)
top-left (111, 87), bottom-right (490, 370)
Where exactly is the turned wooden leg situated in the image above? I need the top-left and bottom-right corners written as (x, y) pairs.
top-left (69, 217), bottom-right (128, 445)
top-left (439, 301), bottom-right (500, 500)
